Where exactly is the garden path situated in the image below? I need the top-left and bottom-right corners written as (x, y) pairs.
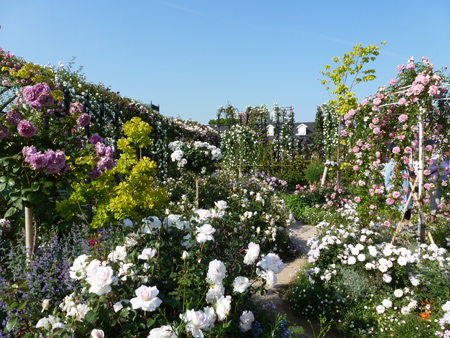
top-left (252, 221), bottom-right (340, 338)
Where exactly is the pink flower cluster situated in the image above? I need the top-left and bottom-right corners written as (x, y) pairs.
top-left (5, 109), bottom-right (23, 125)
top-left (17, 120), bottom-right (37, 138)
top-left (22, 146), bottom-right (68, 174)
top-left (0, 125), bottom-right (11, 140)
top-left (87, 134), bottom-right (116, 179)
top-left (69, 102), bottom-right (91, 128)
top-left (23, 83), bottom-right (54, 110)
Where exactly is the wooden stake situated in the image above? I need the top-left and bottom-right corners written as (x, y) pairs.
top-left (25, 206), bottom-right (34, 262)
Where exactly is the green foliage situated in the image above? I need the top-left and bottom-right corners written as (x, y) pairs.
top-left (220, 125), bottom-right (259, 175)
top-left (304, 161), bottom-right (324, 184)
top-left (57, 118), bottom-right (167, 228)
top-left (270, 157), bottom-right (309, 189)
top-left (319, 42), bottom-right (385, 115)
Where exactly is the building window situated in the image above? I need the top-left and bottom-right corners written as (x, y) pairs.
top-left (297, 124), bottom-right (307, 135)
top-left (267, 125), bottom-right (275, 136)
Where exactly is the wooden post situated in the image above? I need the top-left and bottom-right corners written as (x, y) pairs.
top-left (321, 166), bottom-right (328, 186)
top-left (25, 206), bottom-right (34, 262)
top-left (336, 115), bottom-right (342, 188)
top-left (418, 110), bottom-right (426, 245)
top-left (195, 173), bottom-right (199, 207)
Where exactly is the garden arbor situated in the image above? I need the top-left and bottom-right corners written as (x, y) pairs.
top-left (341, 57), bottom-right (450, 246)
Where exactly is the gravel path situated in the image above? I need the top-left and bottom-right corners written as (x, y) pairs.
top-left (252, 221), bottom-right (339, 338)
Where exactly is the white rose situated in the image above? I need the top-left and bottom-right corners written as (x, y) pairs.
top-left (91, 329), bottom-right (105, 338)
top-left (382, 299), bottom-right (392, 308)
top-left (122, 218), bottom-right (133, 227)
top-left (108, 245), bottom-right (127, 262)
top-left (257, 253), bottom-right (284, 274)
top-left (69, 254), bottom-right (90, 279)
top-left (148, 325), bottom-right (177, 338)
top-left (86, 265), bottom-right (116, 295)
top-left (207, 260), bottom-right (226, 285)
top-left (164, 214), bottom-right (188, 231)
top-left (196, 224), bottom-right (216, 243)
top-left (182, 307), bottom-right (215, 337)
top-left (142, 216), bottom-right (162, 235)
top-left (215, 295), bottom-right (232, 321)
top-left (130, 285), bottom-right (162, 312)
top-left (113, 301), bottom-right (124, 313)
top-left (394, 289), bottom-right (404, 298)
top-left (214, 200), bottom-right (228, 210)
top-left (206, 284), bottom-right (225, 304)
top-left (138, 248), bottom-right (157, 260)
top-left (243, 243), bottom-right (260, 265)
top-left (233, 276), bottom-right (250, 293)
top-left (376, 305), bottom-right (385, 314)
top-left (36, 315), bottom-right (57, 328)
top-left (347, 256), bottom-right (356, 265)
top-left (192, 209), bottom-right (212, 223)
top-left (240, 310), bottom-right (255, 332)
top-left (260, 269), bottom-right (277, 287)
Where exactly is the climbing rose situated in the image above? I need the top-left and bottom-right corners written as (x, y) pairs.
top-left (17, 120), bottom-right (37, 138)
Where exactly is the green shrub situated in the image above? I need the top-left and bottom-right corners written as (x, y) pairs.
top-left (304, 161), bottom-right (324, 184)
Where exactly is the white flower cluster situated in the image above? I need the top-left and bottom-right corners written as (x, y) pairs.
top-left (438, 301), bottom-right (450, 326)
top-left (169, 140), bottom-right (222, 169)
top-left (0, 218), bottom-right (11, 236)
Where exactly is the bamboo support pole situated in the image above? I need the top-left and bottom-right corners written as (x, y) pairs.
top-left (25, 206), bottom-right (34, 262)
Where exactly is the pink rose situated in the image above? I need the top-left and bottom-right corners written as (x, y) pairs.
top-left (392, 147), bottom-right (401, 154)
top-left (396, 65), bottom-right (404, 71)
top-left (373, 98), bottom-right (381, 106)
top-left (386, 198), bottom-right (394, 206)
top-left (354, 197), bottom-right (361, 203)
top-left (398, 98), bottom-right (406, 106)
top-left (404, 147), bottom-right (412, 154)
top-left (17, 120), bottom-right (37, 138)
top-left (406, 62), bottom-right (415, 70)
top-left (392, 191), bottom-right (401, 199)
top-left (398, 114), bottom-right (408, 123)
top-left (352, 146), bottom-right (360, 153)
top-left (428, 85), bottom-right (439, 96)
top-left (389, 79), bottom-right (397, 86)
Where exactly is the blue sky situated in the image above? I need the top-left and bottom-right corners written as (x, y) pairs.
top-left (1, 0), bottom-right (450, 124)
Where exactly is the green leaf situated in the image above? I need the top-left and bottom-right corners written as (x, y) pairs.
top-left (5, 316), bottom-right (18, 332)
top-left (0, 176), bottom-right (6, 183)
top-left (31, 181), bottom-right (40, 191)
top-left (84, 310), bottom-right (98, 323)
top-left (43, 181), bottom-right (54, 188)
top-left (0, 183), bottom-right (5, 191)
top-left (6, 301), bottom-right (18, 311)
top-left (7, 178), bottom-right (15, 187)
top-left (12, 198), bottom-right (23, 209)
top-left (147, 317), bottom-right (157, 328)
top-left (17, 300), bottom-right (28, 310)
top-left (4, 207), bottom-right (17, 218)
